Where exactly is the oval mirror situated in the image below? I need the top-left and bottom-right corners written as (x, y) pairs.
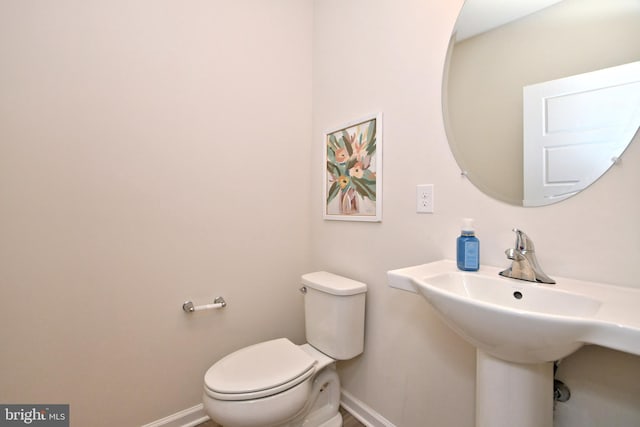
top-left (443, 0), bottom-right (640, 206)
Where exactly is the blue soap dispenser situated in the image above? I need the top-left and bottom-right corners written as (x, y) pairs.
top-left (457, 218), bottom-right (479, 271)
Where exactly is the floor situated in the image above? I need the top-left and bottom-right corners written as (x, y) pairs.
top-left (197, 406), bottom-right (365, 427)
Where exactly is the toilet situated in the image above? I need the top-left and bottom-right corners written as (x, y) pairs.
top-left (202, 271), bottom-right (367, 427)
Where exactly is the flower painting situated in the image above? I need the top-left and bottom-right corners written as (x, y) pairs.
top-left (324, 113), bottom-right (382, 221)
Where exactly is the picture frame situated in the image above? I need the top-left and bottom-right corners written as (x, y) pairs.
top-left (323, 113), bottom-right (382, 222)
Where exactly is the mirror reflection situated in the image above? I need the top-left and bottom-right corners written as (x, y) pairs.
top-left (443, 0), bottom-right (640, 206)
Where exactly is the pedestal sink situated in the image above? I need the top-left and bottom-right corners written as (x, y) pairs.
top-left (388, 260), bottom-right (640, 427)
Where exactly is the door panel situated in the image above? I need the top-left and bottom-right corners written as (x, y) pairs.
top-left (523, 61), bottom-right (640, 206)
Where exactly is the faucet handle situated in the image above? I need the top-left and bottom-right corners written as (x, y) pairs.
top-left (512, 228), bottom-right (535, 252)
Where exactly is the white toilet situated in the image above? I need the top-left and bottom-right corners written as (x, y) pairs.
top-left (202, 271), bottom-right (367, 427)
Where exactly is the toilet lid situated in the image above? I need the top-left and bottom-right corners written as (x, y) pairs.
top-left (204, 338), bottom-right (317, 400)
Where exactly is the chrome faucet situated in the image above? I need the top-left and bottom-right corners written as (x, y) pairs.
top-left (499, 229), bottom-right (556, 284)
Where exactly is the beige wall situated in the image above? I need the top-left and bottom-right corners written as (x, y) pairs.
top-left (313, 0), bottom-right (640, 426)
top-left (0, 1), bottom-right (312, 425)
top-left (2, 1), bottom-right (640, 426)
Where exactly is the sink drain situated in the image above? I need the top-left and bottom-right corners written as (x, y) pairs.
top-left (513, 291), bottom-right (523, 299)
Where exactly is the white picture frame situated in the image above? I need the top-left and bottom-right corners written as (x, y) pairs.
top-left (323, 113), bottom-right (382, 222)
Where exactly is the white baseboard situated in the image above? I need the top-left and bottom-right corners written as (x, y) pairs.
top-left (141, 390), bottom-right (395, 427)
top-left (340, 390), bottom-right (396, 427)
top-left (140, 403), bottom-right (209, 427)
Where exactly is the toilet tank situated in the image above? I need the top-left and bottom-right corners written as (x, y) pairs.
top-left (301, 272), bottom-right (367, 360)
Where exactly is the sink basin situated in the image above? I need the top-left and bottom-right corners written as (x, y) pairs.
top-left (388, 260), bottom-right (640, 363)
top-left (425, 272), bottom-right (601, 317)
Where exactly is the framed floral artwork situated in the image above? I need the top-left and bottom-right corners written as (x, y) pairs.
top-left (323, 113), bottom-right (382, 222)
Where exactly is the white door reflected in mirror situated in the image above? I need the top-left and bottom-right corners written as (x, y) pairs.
top-left (523, 61), bottom-right (640, 206)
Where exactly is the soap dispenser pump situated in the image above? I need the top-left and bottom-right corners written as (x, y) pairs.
top-left (457, 218), bottom-right (479, 271)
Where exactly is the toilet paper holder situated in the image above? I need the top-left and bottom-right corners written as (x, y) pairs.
top-left (182, 297), bottom-right (227, 313)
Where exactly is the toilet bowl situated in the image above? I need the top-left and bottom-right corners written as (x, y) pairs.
top-left (202, 272), bottom-right (367, 427)
top-left (203, 339), bottom-right (340, 427)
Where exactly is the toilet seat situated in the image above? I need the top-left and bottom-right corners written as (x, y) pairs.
top-left (204, 338), bottom-right (317, 401)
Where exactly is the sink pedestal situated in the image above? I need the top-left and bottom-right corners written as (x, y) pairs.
top-left (476, 350), bottom-right (553, 427)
